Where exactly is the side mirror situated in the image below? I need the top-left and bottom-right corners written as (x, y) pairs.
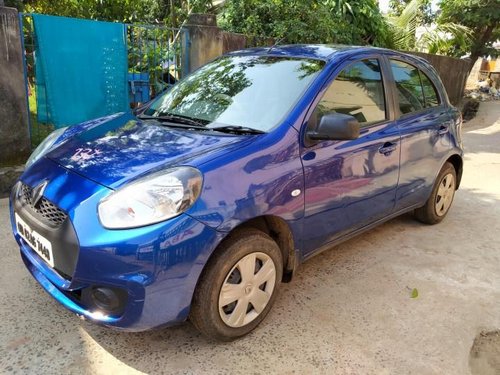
top-left (307, 113), bottom-right (360, 141)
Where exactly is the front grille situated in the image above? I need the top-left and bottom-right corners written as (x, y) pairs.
top-left (20, 183), bottom-right (68, 227)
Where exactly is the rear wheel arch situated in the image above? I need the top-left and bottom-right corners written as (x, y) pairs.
top-left (422, 154), bottom-right (462, 207)
top-left (446, 154), bottom-right (463, 189)
top-left (415, 161), bottom-right (456, 224)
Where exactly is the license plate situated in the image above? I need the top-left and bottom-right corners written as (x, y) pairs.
top-left (15, 213), bottom-right (54, 267)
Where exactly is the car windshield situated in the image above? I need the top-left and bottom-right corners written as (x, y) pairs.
top-left (143, 55), bottom-right (325, 132)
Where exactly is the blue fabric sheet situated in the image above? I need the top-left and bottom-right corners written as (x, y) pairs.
top-left (33, 14), bottom-right (129, 128)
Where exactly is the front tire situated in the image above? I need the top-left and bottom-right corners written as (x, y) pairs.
top-left (190, 228), bottom-right (283, 341)
top-left (415, 162), bottom-right (457, 224)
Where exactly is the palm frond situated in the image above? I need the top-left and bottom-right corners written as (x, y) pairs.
top-left (385, 0), bottom-right (422, 50)
top-left (417, 22), bottom-right (472, 54)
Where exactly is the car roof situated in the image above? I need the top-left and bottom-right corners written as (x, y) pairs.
top-left (226, 44), bottom-right (355, 60)
top-left (225, 44), bottom-right (376, 61)
top-left (225, 44), bottom-right (430, 65)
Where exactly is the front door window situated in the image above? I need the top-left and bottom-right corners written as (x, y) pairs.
top-left (308, 59), bottom-right (387, 133)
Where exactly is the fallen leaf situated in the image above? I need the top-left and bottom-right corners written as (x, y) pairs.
top-left (411, 288), bottom-right (419, 298)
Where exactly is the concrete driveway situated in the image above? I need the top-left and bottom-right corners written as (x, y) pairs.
top-left (1, 102), bottom-right (499, 375)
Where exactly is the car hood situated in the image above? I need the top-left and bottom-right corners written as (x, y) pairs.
top-left (46, 113), bottom-right (251, 189)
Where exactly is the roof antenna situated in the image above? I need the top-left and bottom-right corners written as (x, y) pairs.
top-left (268, 37), bottom-right (286, 53)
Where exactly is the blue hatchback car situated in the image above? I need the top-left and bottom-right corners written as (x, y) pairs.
top-left (10, 45), bottom-right (463, 340)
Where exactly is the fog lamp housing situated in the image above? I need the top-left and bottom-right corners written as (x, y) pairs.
top-left (81, 286), bottom-right (128, 316)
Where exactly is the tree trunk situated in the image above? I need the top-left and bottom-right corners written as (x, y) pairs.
top-left (468, 24), bottom-right (495, 73)
top-left (170, 0), bottom-right (176, 28)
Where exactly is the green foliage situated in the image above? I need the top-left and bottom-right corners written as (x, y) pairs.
top-left (388, 0), bottom-right (434, 24)
top-left (324, 0), bottom-right (354, 17)
top-left (417, 23), bottom-right (472, 56)
top-left (218, 0), bottom-right (334, 44)
top-left (218, 0), bottom-right (393, 47)
top-left (347, 0), bottom-right (394, 46)
top-left (126, 26), bottom-right (184, 95)
top-left (386, 0), bottom-right (422, 50)
top-left (439, 0), bottom-right (500, 61)
top-left (8, 0), bottom-right (493, 65)
top-left (7, 0), bottom-right (214, 26)
top-left (4, 0), bottom-right (24, 10)
top-left (18, 0), bottom-right (158, 23)
top-left (153, 0), bottom-right (214, 27)
top-left (386, 0), bottom-right (471, 54)
top-left (27, 84), bottom-right (54, 147)
top-left (389, 0), bottom-right (408, 15)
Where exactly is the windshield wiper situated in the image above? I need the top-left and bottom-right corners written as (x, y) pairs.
top-left (138, 115), bottom-right (266, 135)
top-left (137, 114), bottom-right (208, 129)
top-left (209, 125), bottom-right (266, 135)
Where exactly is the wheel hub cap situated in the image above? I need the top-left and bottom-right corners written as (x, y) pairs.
top-left (435, 172), bottom-right (455, 217)
top-left (218, 252), bottom-right (276, 328)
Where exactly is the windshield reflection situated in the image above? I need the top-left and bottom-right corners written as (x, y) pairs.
top-left (145, 55), bottom-right (325, 132)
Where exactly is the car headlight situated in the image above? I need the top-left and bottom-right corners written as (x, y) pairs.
top-left (26, 127), bottom-right (68, 168)
top-left (98, 167), bottom-right (203, 229)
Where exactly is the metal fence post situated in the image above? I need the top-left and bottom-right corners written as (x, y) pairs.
top-left (18, 12), bottom-right (33, 148)
top-left (181, 28), bottom-right (190, 78)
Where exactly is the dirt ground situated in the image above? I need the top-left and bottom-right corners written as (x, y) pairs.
top-left (0, 102), bottom-right (499, 375)
top-left (469, 330), bottom-right (500, 375)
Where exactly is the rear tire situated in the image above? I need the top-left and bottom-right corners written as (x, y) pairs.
top-left (415, 162), bottom-right (456, 224)
top-left (190, 228), bottom-right (283, 341)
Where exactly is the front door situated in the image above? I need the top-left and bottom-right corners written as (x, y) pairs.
top-left (300, 57), bottom-right (401, 256)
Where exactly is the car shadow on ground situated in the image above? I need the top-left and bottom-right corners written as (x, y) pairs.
top-left (79, 216), bottom-right (421, 372)
top-left (75, 183), bottom-right (500, 373)
top-left (77, 183), bottom-right (500, 373)
top-left (3, 153), bottom-right (499, 374)
top-left (2, 182), bottom-right (497, 374)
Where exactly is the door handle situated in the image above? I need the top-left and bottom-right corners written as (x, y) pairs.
top-left (438, 125), bottom-right (449, 135)
top-left (378, 142), bottom-right (397, 156)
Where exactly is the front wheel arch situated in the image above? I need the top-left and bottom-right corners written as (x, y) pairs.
top-left (221, 216), bottom-right (297, 282)
top-left (189, 227), bottom-right (284, 340)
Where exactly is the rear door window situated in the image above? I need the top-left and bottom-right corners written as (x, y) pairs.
top-left (390, 60), bottom-right (425, 114)
top-left (419, 72), bottom-right (440, 108)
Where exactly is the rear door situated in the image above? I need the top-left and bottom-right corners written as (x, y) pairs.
top-left (386, 58), bottom-right (453, 211)
top-left (300, 55), bottom-right (401, 256)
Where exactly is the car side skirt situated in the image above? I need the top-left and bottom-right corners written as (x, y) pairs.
top-left (301, 203), bottom-right (422, 263)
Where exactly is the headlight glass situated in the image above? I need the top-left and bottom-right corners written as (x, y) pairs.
top-left (98, 167), bottom-right (203, 229)
top-left (26, 127), bottom-right (68, 168)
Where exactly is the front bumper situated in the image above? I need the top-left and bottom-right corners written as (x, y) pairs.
top-left (10, 159), bottom-right (223, 331)
top-left (20, 247), bottom-right (121, 325)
